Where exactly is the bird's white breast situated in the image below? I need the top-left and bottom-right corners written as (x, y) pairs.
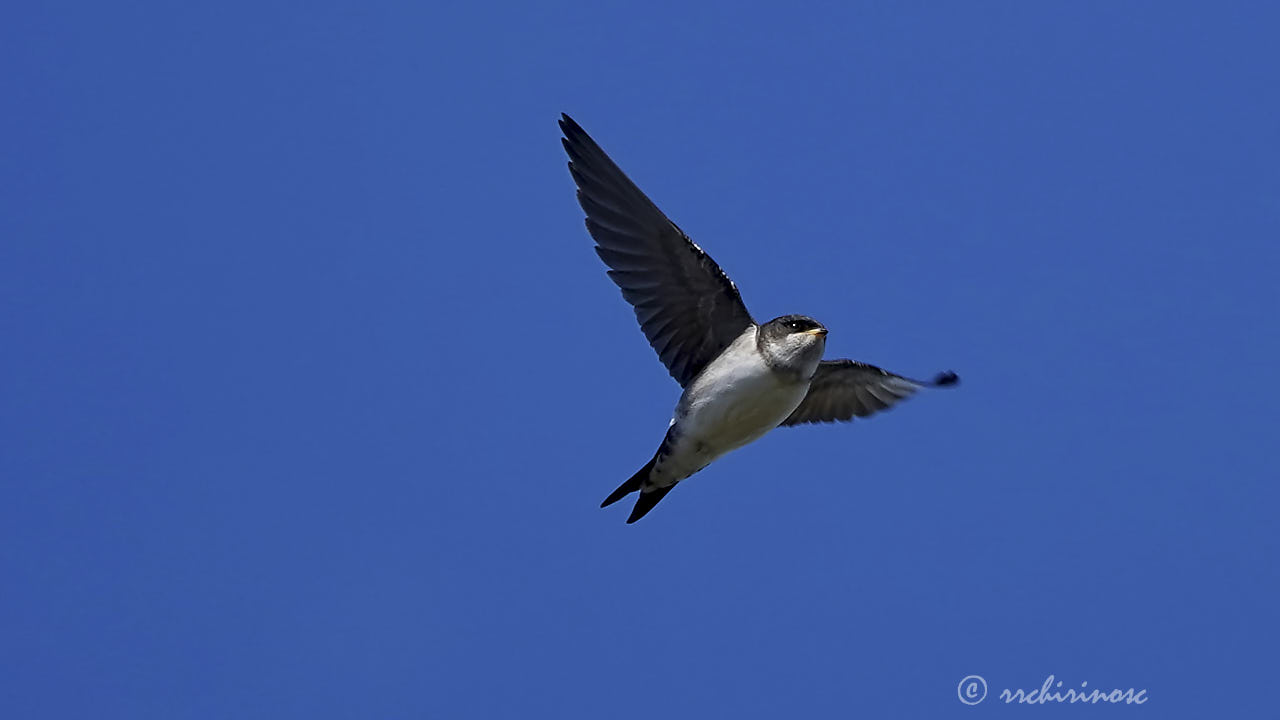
top-left (657, 326), bottom-right (811, 481)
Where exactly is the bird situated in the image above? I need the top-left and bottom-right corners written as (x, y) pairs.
top-left (559, 113), bottom-right (958, 523)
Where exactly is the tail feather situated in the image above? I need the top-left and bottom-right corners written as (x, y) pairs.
top-left (601, 455), bottom-right (656, 508)
top-left (626, 483), bottom-right (676, 524)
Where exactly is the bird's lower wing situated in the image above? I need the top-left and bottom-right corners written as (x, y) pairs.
top-left (781, 360), bottom-right (958, 425)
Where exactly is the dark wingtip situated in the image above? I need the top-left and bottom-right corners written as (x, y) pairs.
top-left (559, 113), bottom-right (582, 137)
top-left (932, 371), bottom-right (960, 386)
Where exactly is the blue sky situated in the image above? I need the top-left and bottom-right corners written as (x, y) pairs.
top-left (2, 1), bottom-right (1277, 717)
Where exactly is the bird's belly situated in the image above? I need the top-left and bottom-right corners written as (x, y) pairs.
top-left (694, 382), bottom-right (806, 448)
top-left (666, 372), bottom-right (809, 473)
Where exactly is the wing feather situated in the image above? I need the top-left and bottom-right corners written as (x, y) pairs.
top-left (782, 360), bottom-right (958, 425)
top-left (561, 114), bottom-right (755, 387)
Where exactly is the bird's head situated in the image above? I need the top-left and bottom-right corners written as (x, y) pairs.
top-left (758, 315), bottom-right (827, 377)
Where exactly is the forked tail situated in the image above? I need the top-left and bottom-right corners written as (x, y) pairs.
top-left (601, 452), bottom-right (677, 524)
top-left (601, 454), bottom-right (655, 508)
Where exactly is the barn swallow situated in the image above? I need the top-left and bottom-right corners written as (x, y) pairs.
top-left (560, 114), bottom-right (958, 523)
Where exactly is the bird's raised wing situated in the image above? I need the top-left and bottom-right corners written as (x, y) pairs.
top-left (560, 114), bottom-right (755, 388)
top-left (781, 360), bottom-right (958, 426)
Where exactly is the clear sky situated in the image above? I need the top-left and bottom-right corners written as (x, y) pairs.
top-left (3, 1), bottom-right (1277, 717)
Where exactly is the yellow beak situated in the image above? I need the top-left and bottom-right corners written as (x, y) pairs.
top-left (805, 328), bottom-right (828, 337)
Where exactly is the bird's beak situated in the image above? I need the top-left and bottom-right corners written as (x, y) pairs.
top-left (806, 328), bottom-right (828, 337)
